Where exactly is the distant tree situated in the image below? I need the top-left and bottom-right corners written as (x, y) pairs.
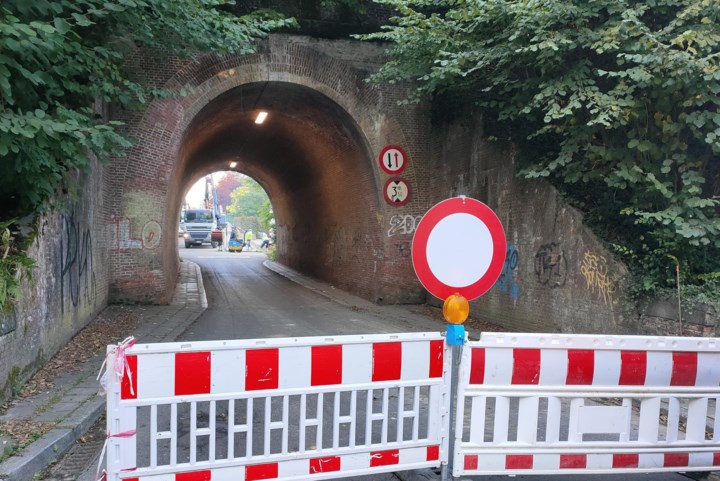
top-left (215, 173), bottom-right (244, 210)
top-left (258, 199), bottom-right (274, 232)
top-left (227, 177), bottom-right (270, 217)
top-left (364, 0), bottom-right (720, 296)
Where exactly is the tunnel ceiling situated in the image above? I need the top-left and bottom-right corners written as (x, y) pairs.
top-left (173, 81), bottom-right (379, 238)
top-left (179, 82), bottom-right (371, 204)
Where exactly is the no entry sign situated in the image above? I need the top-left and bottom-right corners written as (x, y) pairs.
top-left (412, 197), bottom-right (506, 301)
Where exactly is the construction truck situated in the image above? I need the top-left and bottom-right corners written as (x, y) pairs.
top-left (181, 176), bottom-right (223, 248)
top-left (181, 208), bottom-right (216, 248)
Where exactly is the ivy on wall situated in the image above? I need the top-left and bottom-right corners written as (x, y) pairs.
top-left (362, 0), bottom-right (720, 299)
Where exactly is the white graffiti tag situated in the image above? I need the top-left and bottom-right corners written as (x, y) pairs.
top-left (387, 214), bottom-right (423, 237)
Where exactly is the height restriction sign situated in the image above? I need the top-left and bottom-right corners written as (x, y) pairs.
top-left (384, 177), bottom-right (411, 206)
top-left (378, 145), bottom-right (407, 174)
top-left (412, 197), bottom-right (506, 301)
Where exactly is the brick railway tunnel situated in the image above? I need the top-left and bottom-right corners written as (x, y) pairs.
top-left (107, 36), bottom-right (433, 310)
top-left (173, 81), bottom-right (385, 297)
top-left (104, 34), bottom-right (633, 334)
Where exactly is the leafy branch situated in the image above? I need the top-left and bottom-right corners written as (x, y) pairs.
top-left (362, 0), bottom-right (720, 298)
top-left (0, 0), bottom-right (293, 310)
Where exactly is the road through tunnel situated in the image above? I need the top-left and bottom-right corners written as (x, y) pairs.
top-left (170, 81), bottom-right (384, 299)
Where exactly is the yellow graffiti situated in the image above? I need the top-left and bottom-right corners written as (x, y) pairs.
top-left (580, 251), bottom-right (615, 306)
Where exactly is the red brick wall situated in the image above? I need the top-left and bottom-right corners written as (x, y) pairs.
top-left (106, 34), bottom-right (430, 305)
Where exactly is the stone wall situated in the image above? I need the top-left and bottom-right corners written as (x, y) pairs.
top-left (0, 164), bottom-right (110, 402)
top-left (425, 115), bottom-right (634, 334)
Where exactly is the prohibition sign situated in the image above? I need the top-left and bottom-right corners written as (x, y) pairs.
top-left (378, 145), bottom-right (407, 174)
top-left (384, 177), bottom-right (411, 206)
top-left (412, 197), bottom-right (506, 301)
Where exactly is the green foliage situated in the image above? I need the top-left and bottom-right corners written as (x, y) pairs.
top-left (0, 0), bottom-right (293, 217)
top-left (258, 199), bottom-right (274, 232)
top-left (364, 0), bottom-right (720, 297)
top-left (0, 0), bottom-right (293, 309)
top-left (227, 177), bottom-right (271, 219)
top-left (0, 220), bottom-right (35, 312)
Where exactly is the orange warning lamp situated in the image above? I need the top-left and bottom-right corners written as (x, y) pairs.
top-left (443, 293), bottom-right (469, 325)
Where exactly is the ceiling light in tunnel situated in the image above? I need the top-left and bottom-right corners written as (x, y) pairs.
top-left (229, 161), bottom-right (237, 168)
top-left (255, 111), bottom-right (268, 124)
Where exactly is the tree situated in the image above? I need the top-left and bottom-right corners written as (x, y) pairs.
top-left (0, 0), bottom-right (294, 309)
top-left (258, 199), bottom-right (274, 232)
top-left (364, 0), bottom-right (720, 295)
top-left (227, 177), bottom-right (270, 218)
top-left (215, 172), bottom-right (244, 210)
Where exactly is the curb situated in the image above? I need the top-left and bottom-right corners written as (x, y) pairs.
top-left (194, 260), bottom-right (208, 309)
top-left (0, 399), bottom-right (104, 481)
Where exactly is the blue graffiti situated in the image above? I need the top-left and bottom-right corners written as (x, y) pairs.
top-left (497, 244), bottom-right (520, 302)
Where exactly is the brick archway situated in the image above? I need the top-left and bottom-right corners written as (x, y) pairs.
top-left (106, 34), bottom-right (428, 305)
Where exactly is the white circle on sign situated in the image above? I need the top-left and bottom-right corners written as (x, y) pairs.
top-left (425, 213), bottom-right (493, 287)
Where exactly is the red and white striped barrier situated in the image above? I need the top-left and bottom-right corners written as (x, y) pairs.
top-left (454, 332), bottom-right (720, 476)
top-left (105, 333), bottom-right (449, 481)
top-left (115, 446), bottom-right (441, 481)
top-left (462, 451), bottom-right (720, 474)
top-left (118, 336), bottom-right (445, 400)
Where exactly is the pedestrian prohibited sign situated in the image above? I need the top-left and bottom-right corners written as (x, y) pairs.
top-left (412, 197), bottom-right (506, 301)
top-left (378, 145), bottom-right (407, 174)
top-left (384, 177), bottom-right (411, 206)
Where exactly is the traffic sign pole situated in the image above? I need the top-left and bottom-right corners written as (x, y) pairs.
top-left (412, 196), bottom-right (506, 481)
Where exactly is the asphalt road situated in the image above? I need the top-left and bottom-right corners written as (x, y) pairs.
top-left (178, 245), bottom-right (441, 341)
top-left (62, 242), bottom-right (692, 481)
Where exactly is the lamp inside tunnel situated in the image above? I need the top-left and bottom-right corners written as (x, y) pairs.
top-left (255, 111), bottom-right (268, 124)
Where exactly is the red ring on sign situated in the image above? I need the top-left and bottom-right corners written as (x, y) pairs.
top-left (383, 177), bottom-right (411, 206)
top-left (378, 145), bottom-right (407, 175)
top-left (412, 197), bottom-right (506, 301)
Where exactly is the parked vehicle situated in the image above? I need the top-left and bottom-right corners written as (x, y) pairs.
top-left (182, 209), bottom-right (217, 247)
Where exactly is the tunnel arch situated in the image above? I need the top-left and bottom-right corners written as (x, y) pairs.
top-left (174, 80), bottom-right (383, 280)
top-left (107, 35), bottom-right (429, 305)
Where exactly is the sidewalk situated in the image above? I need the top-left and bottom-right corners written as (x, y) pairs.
top-left (0, 260), bottom-right (207, 481)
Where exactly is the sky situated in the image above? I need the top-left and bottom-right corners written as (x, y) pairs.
top-left (184, 171), bottom-right (243, 209)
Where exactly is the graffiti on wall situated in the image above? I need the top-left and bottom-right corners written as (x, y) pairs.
top-left (60, 213), bottom-right (96, 313)
top-left (387, 214), bottom-right (423, 237)
top-left (110, 214), bottom-right (162, 251)
top-left (496, 244), bottom-right (520, 303)
top-left (534, 242), bottom-right (567, 288)
top-left (580, 251), bottom-right (615, 306)
top-left (394, 242), bottom-right (411, 258)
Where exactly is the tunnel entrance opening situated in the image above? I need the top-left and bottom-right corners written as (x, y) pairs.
top-left (167, 81), bottom-right (384, 301)
top-left (178, 171), bottom-right (273, 251)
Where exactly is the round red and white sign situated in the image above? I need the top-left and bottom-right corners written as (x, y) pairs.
top-left (412, 197), bottom-right (506, 301)
top-left (378, 145), bottom-right (407, 174)
top-left (384, 177), bottom-right (411, 206)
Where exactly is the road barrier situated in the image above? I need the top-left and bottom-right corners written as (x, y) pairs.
top-left (454, 332), bottom-right (720, 476)
top-left (104, 333), bottom-right (449, 481)
top-left (104, 331), bottom-right (720, 480)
